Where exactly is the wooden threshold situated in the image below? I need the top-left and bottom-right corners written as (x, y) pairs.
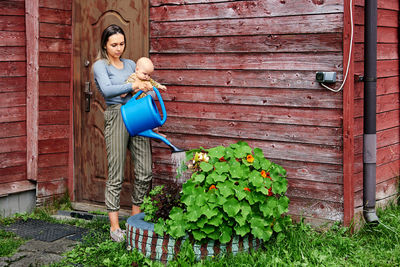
top-left (71, 202), bottom-right (131, 216)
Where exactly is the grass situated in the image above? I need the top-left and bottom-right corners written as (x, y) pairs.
top-left (1, 195), bottom-right (400, 266)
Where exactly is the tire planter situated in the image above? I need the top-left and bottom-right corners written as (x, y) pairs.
top-left (126, 213), bottom-right (262, 263)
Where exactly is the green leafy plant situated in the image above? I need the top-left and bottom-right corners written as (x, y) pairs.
top-left (141, 182), bottom-right (182, 223)
top-left (153, 141), bottom-right (292, 244)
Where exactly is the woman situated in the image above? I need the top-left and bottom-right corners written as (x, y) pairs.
top-left (93, 24), bottom-right (154, 242)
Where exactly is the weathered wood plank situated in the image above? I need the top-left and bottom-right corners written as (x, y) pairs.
top-left (150, 0), bottom-right (342, 21)
top-left (0, 151), bottom-right (25, 169)
top-left (0, 61), bottom-right (26, 76)
top-left (151, 0), bottom-right (250, 6)
top-left (287, 196), bottom-right (343, 221)
top-left (0, 136), bottom-right (26, 153)
top-left (0, 77), bottom-right (26, 93)
top-left (355, 43), bottom-right (399, 61)
top-left (151, 14), bottom-right (342, 37)
top-left (287, 179), bottom-right (343, 203)
top-left (38, 153), bottom-right (68, 168)
top-left (0, 46), bottom-right (25, 61)
top-left (0, 31), bottom-right (25, 46)
top-left (37, 179), bottom-right (67, 198)
top-left (355, 0), bottom-right (399, 11)
top-left (152, 135), bottom-right (342, 164)
top-left (354, 26), bottom-right (398, 43)
top-left (0, 180), bottom-right (35, 197)
top-left (354, 93), bottom-right (399, 117)
top-left (0, 16), bottom-right (25, 31)
top-left (39, 96), bottom-right (70, 111)
top-left (162, 116), bottom-right (342, 146)
top-left (39, 0), bottom-right (72, 10)
top-left (0, 121), bottom-right (25, 138)
top-left (355, 60), bottom-right (399, 79)
top-left (38, 138), bottom-right (69, 154)
top-left (151, 33), bottom-right (342, 53)
top-left (151, 52), bottom-right (342, 71)
top-left (38, 125), bottom-right (69, 140)
top-left (39, 23), bottom-right (71, 39)
top-left (0, 165), bottom-right (26, 184)
top-left (354, 77), bottom-right (398, 99)
top-left (354, 127), bottom-right (399, 155)
top-left (353, 143), bottom-right (400, 174)
top-left (161, 85), bottom-right (342, 109)
top-left (0, 106), bottom-right (26, 123)
top-left (0, 1), bottom-right (25, 16)
top-left (354, 109), bottom-right (399, 136)
top-left (39, 38), bottom-right (72, 53)
top-left (354, 177), bottom-right (398, 207)
top-left (39, 110), bottom-right (69, 125)
top-left (156, 69), bottom-right (339, 89)
top-left (0, 92), bottom-right (25, 108)
top-left (39, 67), bottom-right (70, 82)
top-left (354, 6), bottom-right (399, 27)
top-left (165, 102), bottom-right (342, 127)
top-left (354, 159), bottom-right (400, 192)
top-left (39, 7), bottom-right (72, 24)
top-left (37, 166), bottom-right (68, 182)
top-left (39, 82), bottom-right (70, 96)
top-left (39, 52), bottom-right (71, 67)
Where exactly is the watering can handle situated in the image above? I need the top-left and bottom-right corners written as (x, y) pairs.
top-left (152, 86), bottom-right (167, 125)
top-left (132, 87), bottom-right (167, 125)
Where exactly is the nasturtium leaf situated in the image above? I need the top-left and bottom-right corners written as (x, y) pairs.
top-left (240, 201), bottom-right (252, 218)
top-left (222, 197), bottom-right (240, 217)
top-left (249, 170), bottom-right (263, 187)
top-left (193, 173), bottom-right (205, 183)
top-left (216, 195), bottom-right (227, 205)
top-left (196, 216), bottom-right (208, 228)
top-left (169, 207), bottom-right (184, 221)
top-left (207, 213), bottom-right (223, 226)
top-left (252, 157), bottom-right (260, 169)
top-left (257, 185), bottom-right (269, 195)
top-left (208, 172), bottom-right (226, 183)
top-left (182, 179), bottom-right (195, 194)
top-left (259, 158), bottom-right (272, 171)
top-left (219, 225), bottom-right (233, 244)
top-left (253, 191), bottom-right (267, 203)
top-left (277, 196), bottom-right (289, 214)
top-left (259, 198), bottom-right (277, 217)
top-left (235, 187), bottom-right (247, 201)
top-left (253, 148), bottom-right (264, 158)
top-left (218, 182), bottom-right (234, 198)
top-left (186, 207), bottom-right (202, 222)
top-left (234, 224), bottom-right (250, 237)
top-left (208, 229), bottom-right (220, 240)
top-left (273, 221), bottom-right (283, 233)
top-left (202, 206), bottom-right (219, 219)
top-left (192, 229), bottom-right (206, 241)
top-left (201, 224), bottom-right (216, 235)
top-left (207, 146), bottom-right (226, 159)
top-left (229, 164), bottom-right (243, 178)
top-left (225, 147), bottom-right (235, 159)
top-left (200, 161), bottom-right (213, 172)
top-left (168, 218), bottom-right (187, 238)
top-left (154, 221), bottom-right (166, 236)
top-left (234, 213), bottom-right (247, 226)
top-left (214, 161), bottom-right (230, 174)
top-left (207, 192), bottom-right (217, 203)
top-left (251, 224), bottom-right (272, 241)
top-left (272, 179), bottom-right (288, 195)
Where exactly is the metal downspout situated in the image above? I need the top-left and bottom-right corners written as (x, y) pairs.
top-left (363, 0), bottom-right (379, 224)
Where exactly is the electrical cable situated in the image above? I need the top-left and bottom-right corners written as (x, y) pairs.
top-left (321, 0), bottom-right (353, 93)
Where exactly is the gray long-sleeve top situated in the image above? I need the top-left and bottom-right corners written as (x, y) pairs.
top-left (93, 58), bottom-right (136, 106)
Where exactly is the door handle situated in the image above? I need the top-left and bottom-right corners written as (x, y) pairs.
top-left (84, 81), bottom-right (93, 112)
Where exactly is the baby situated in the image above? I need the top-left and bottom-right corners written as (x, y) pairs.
top-left (121, 57), bottom-right (166, 98)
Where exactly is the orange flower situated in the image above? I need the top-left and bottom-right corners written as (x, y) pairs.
top-left (209, 185), bottom-right (217, 190)
top-left (261, 170), bottom-right (267, 178)
top-left (244, 187), bottom-right (251, 192)
top-left (246, 155), bottom-right (254, 163)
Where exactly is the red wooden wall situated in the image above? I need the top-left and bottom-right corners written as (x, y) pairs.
top-left (0, 0), bottom-right (72, 204)
top-left (149, 0), bottom-right (346, 224)
top-left (36, 0), bottom-right (72, 204)
top-left (0, 0), bottom-right (31, 195)
top-left (353, 0), bottom-right (399, 214)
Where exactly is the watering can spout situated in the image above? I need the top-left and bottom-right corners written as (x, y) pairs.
top-left (138, 129), bottom-right (184, 153)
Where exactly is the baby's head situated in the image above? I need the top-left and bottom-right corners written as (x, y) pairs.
top-left (136, 57), bottom-right (154, 81)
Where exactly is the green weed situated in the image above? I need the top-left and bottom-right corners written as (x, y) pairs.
top-left (0, 230), bottom-right (26, 257)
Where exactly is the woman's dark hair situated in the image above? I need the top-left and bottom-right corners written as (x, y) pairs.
top-left (97, 24), bottom-right (126, 62)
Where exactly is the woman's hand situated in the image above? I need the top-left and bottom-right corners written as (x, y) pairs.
top-left (132, 79), bottom-right (153, 93)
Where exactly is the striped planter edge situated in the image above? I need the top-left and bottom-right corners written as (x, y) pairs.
top-left (126, 213), bottom-right (262, 263)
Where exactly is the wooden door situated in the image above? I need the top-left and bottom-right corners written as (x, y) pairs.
top-left (72, 0), bottom-right (149, 207)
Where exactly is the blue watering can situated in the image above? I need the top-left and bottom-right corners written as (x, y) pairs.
top-left (121, 87), bottom-right (184, 153)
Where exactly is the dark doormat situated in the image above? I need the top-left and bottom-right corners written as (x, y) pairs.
top-left (0, 218), bottom-right (89, 242)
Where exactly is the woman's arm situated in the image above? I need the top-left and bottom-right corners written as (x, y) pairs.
top-left (93, 61), bottom-right (133, 98)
